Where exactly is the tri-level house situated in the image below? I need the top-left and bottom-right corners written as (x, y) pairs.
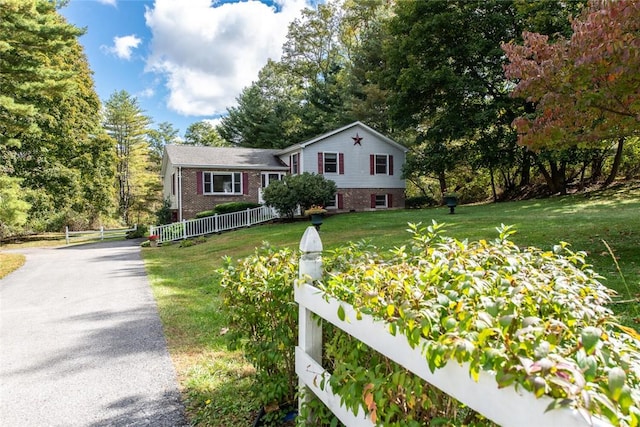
top-left (161, 122), bottom-right (407, 221)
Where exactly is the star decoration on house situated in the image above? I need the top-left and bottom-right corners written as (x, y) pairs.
top-left (352, 133), bottom-right (363, 145)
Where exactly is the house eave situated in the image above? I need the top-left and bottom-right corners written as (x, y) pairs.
top-left (169, 163), bottom-right (289, 171)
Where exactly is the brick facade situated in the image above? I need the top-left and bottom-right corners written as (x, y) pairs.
top-left (179, 168), bottom-right (264, 219)
top-left (335, 188), bottom-right (405, 212)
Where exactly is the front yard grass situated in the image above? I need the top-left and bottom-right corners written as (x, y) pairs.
top-left (142, 181), bottom-right (640, 425)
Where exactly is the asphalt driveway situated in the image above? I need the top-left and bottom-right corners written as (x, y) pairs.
top-left (0, 239), bottom-right (187, 426)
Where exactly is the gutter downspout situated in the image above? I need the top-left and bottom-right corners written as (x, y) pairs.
top-left (178, 166), bottom-right (183, 222)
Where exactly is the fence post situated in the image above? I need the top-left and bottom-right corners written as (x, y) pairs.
top-left (214, 214), bottom-right (219, 233)
top-left (298, 226), bottom-right (324, 415)
top-left (182, 219), bottom-right (187, 240)
top-left (65, 226), bottom-right (69, 245)
top-left (100, 226), bottom-right (104, 240)
top-left (246, 208), bottom-right (251, 227)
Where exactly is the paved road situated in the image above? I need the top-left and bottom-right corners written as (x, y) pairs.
top-left (0, 240), bottom-right (187, 426)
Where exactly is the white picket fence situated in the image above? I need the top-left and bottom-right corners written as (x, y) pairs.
top-left (295, 226), bottom-right (611, 427)
top-left (65, 225), bottom-right (137, 245)
top-left (149, 206), bottom-right (278, 244)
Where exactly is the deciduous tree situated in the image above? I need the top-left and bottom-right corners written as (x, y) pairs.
top-left (503, 0), bottom-right (640, 186)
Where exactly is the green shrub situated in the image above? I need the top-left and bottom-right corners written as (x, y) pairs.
top-left (156, 198), bottom-right (173, 225)
top-left (126, 224), bottom-right (148, 239)
top-left (195, 209), bottom-right (216, 219)
top-left (262, 173), bottom-right (336, 218)
top-left (214, 202), bottom-right (261, 215)
top-left (405, 195), bottom-right (437, 209)
top-left (195, 203), bottom-right (262, 218)
top-left (320, 222), bottom-right (640, 426)
top-left (179, 239), bottom-right (195, 248)
top-left (221, 222), bottom-right (640, 426)
top-left (219, 244), bottom-right (299, 413)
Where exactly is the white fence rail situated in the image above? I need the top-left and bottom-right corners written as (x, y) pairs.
top-left (295, 226), bottom-right (610, 427)
top-left (149, 206), bottom-right (278, 244)
top-left (65, 225), bottom-right (137, 245)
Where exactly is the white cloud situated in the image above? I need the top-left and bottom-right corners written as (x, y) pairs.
top-left (144, 0), bottom-right (309, 117)
top-left (102, 34), bottom-right (142, 60)
top-left (97, 0), bottom-right (117, 6)
top-left (137, 87), bottom-right (155, 98)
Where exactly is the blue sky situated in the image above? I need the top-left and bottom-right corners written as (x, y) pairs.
top-left (60, 0), bottom-right (313, 137)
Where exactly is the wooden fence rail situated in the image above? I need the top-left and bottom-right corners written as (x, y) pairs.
top-left (65, 225), bottom-right (137, 245)
top-left (295, 226), bottom-right (610, 427)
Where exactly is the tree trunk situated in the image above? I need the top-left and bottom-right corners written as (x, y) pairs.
top-left (534, 155), bottom-right (566, 194)
top-left (490, 167), bottom-right (497, 202)
top-left (603, 137), bottom-right (625, 188)
top-left (438, 170), bottom-right (447, 198)
top-left (519, 147), bottom-right (531, 187)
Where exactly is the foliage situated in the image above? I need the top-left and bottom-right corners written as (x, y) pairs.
top-left (1, 1), bottom-right (117, 232)
top-left (0, 175), bottom-right (31, 240)
top-left (319, 222), bottom-right (640, 425)
top-left (195, 202), bottom-right (262, 218)
top-left (405, 196), bottom-right (437, 209)
top-left (184, 121), bottom-right (228, 147)
top-left (219, 244), bottom-right (299, 414)
top-left (103, 90), bottom-right (155, 225)
top-left (194, 210), bottom-right (216, 219)
top-left (503, 0), bottom-right (640, 150)
top-left (155, 198), bottom-right (173, 225)
top-left (262, 173), bottom-right (337, 218)
top-left (125, 224), bottom-right (148, 239)
top-left (214, 202), bottom-right (262, 215)
top-left (0, 0), bottom-right (83, 148)
top-left (147, 122), bottom-right (180, 163)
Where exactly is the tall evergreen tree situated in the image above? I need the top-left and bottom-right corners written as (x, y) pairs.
top-left (0, 0), bottom-right (82, 150)
top-left (184, 121), bottom-right (228, 147)
top-left (103, 91), bottom-right (153, 225)
top-left (147, 121), bottom-right (180, 163)
top-left (1, 0), bottom-right (116, 231)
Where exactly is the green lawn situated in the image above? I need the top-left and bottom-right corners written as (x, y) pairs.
top-left (142, 182), bottom-right (640, 425)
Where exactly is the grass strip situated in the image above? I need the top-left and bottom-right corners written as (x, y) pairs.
top-left (0, 253), bottom-right (26, 279)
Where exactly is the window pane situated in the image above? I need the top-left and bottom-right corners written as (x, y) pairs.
top-left (204, 173), bottom-right (212, 193)
top-left (375, 194), bottom-right (387, 207)
top-left (375, 155), bottom-right (387, 174)
top-left (213, 174), bottom-right (233, 193)
top-left (234, 173), bottom-right (241, 193)
top-left (324, 153), bottom-right (337, 173)
top-left (325, 196), bottom-right (336, 208)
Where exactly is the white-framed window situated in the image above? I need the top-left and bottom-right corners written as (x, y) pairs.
top-left (323, 152), bottom-right (338, 173)
top-left (261, 172), bottom-right (285, 188)
top-left (375, 194), bottom-right (388, 208)
top-left (203, 172), bottom-right (242, 194)
top-left (291, 154), bottom-right (299, 174)
top-left (325, 194), bottom-right (337, 209)
top-left (375, 154), bottom-right (389, 174)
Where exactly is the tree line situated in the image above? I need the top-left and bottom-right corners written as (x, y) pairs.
top-left (1, 0), bottom-right (638, 239)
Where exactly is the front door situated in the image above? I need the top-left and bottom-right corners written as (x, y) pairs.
top-left (259, 172), bottom-right (285, 203)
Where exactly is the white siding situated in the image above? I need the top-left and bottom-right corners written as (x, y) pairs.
top-left (298, 124), bottom-right (405, 189)
top-left (163, 165), bottom-right (178, 209)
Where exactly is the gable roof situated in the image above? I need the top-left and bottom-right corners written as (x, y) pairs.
top-left (163, 145), bottom-right (288, 171)
top-left (277, 121), bottom-right (408, 155)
